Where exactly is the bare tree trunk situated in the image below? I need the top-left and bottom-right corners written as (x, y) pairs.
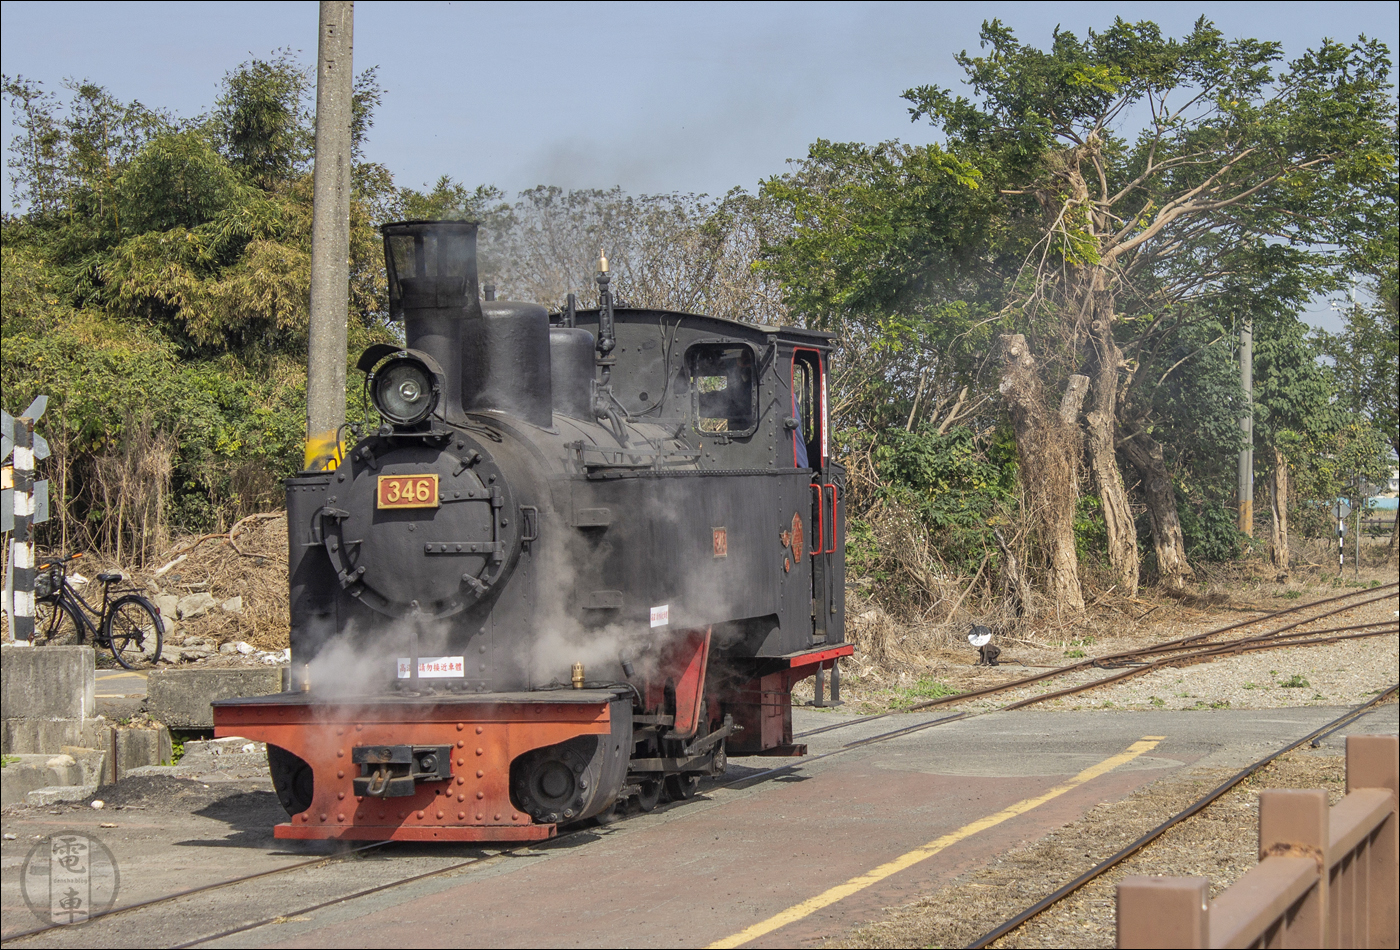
top-left (1121, 431), bottom-right (1193, 590)
top-left (993, 528), bottom-right (1032, 617)
top-left (1082, 274), bottom-right (1140, 594)
top-left (998, 334), bottom-right (1085, 613)
top-left (1269, 445), bottom-right (1289, 573)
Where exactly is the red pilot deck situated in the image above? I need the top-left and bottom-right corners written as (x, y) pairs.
top-left (213, 690), bottom-right (619, 842)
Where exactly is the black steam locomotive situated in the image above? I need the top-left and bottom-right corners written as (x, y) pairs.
top-left (215, 220), bottom-right (849, 841)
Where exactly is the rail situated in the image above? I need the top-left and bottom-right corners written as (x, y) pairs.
top-left (1116, 734), bottom-right (1398, 949)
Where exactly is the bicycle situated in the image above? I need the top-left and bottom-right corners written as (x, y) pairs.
top-left (33, 552), bottom-right (164, 669)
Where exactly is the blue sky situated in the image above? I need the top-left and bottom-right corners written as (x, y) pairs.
top-left (3, 1), bottom-right (1396, 328)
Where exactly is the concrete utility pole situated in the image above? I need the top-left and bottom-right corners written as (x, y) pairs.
top-left (1238, 320), bottom-right (1254, 536)
top-left (305, 0), bottom-right (354, 471)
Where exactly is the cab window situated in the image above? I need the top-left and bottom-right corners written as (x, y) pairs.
top-left (792, 351), bottom-right (823, 467)
top-left (688, 345), bottom-right (757, 435)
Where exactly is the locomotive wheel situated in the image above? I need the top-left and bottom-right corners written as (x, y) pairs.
top-left (664, 773), bottom-right (700, 801)
top-left (635, 779), bottom-right (662, 812)
top-left (267, 745), bottom-right (315, 817)
top-left (511, 736), bottom-right (599, 823)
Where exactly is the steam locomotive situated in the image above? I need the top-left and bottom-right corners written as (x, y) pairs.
top-left (214, 220), bottom-right (849, 841)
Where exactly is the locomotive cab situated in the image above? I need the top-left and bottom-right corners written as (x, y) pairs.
top-left (213, 220), bottom-right (850, 841)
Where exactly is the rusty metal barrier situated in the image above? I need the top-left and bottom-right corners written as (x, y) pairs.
top-left (1117, 734), bottom-right (1398, 949)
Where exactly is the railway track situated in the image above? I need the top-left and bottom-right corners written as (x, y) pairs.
top-left (6, 585), bottom-right (1394, 947)
top-left (965, 683), bottom-right (1400, 949)
top-left (797, 581), bottom-right (1398, 737)
top-left (4, 703), bottom-right (976, 948)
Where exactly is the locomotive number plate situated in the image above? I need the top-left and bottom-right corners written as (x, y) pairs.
top-left (377, 474), bottom-right (439, 509)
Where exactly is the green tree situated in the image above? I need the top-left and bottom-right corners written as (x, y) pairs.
top-left (1252, 312), bottom-right (1338, 569)
top-left (2, 75), bottom-right (64, 216)
top-left (759, 140), bottom-right (1000, 473)
top-left (116, 129), bottom-right (245, 233)
top-left (1324, 263), bottom-right (1400, 559)
top-left (212, 51), bottom-right (312, 191)
top-left (2, 50), bottom-right (401, 557)
top-left (897, 18), bottom-right (1396, 599)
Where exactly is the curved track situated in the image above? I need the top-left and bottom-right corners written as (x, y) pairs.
top-left (797, 582), bottom-right (1398, 737)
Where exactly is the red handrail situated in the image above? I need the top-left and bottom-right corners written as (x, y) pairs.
top-left (809, 483), bottom-right (823, 556)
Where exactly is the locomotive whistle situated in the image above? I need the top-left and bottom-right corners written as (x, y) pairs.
top-left (571, 662), bottom-right (585, 689)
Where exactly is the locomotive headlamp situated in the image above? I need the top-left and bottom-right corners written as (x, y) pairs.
top-left (374, 357), bottom-right (438, 426)
top-left (358, 345), bottom-right (448, 429)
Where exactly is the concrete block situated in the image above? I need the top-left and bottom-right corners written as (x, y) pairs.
top-left (2, 753), bottom-right (85, 807)
top-left (126, 737), bottom-right (269, 781)
top-left (113, 725), bottom-right (173, 776)
top-left (1, 718), bottom-right (108, 755)
top-left (60, 745), bottom-right (110, 787)
top-left (1, 645), bottom-right (95, 720)
top-left (26, 784), bottom-right (97, 806)
top-left (147, 668), bottom-right (284, 728)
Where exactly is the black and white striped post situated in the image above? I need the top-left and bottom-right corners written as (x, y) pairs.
top-left (1337, 500), bottom-right (1346, 574)
top-left (11, 417), bottom-right (34, 643)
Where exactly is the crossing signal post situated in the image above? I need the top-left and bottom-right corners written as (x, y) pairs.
top-left (2, 397), bottom-right (52, 642)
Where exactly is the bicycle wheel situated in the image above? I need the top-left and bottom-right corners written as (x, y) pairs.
top-left (103, 595), bottom-right (164, 669)
top-left (34, 598), bottom-right (82, 645)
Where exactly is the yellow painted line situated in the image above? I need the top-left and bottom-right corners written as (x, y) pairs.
top-left (707, 735), bottom-right (1166, 949)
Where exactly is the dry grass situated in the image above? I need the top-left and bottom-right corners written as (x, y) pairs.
top-left (2, 513), bottom-right (291, 651)
top-left (149, 513), bottom-right (290, 650)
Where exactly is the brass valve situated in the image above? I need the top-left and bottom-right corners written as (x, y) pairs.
top-left (571, 662), bottom-right (585, 689)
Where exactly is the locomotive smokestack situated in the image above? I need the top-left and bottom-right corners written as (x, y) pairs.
top-left (381, 220), bottom-right (482, 422)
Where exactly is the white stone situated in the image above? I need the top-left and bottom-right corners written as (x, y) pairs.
top-left (234, 641), bottom-right (254, 655)
top-left (155, 593), bottom-right (179, 621)
top-left (177, 592), bottom-right (218, 619)
top-left (220, 596), bottom-right (243, 615)
top-left (218, 642), bottom-right (239, 655)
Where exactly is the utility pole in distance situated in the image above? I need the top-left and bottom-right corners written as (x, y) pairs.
top-left (1238, 319), bottom-right (1254, 536)
top-left (305, 1), bottom-right (354, 472)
